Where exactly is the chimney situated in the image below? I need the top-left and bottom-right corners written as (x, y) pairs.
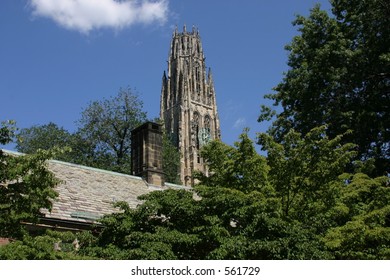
top-left (131, 122), bottom-right (165, 186)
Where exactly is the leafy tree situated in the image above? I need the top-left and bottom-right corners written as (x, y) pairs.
top-left (195, 130), bottom-right (269, 193)
top-left (260, 1), bottom-right (390, 176)
top-left (83, 192), bottom-right (202, 260)
top-left (193, 184), bottom-right (330, 259)
top-left (77, 87), bottom-right (147, 173)
top-left (0, 230), bottom-right (96, 260)
top-left (16, 120), bottom-right (181, 184)
top-left (258, 126), bottom-right (356, 226)
top-left (4, 123), bottom-right (388, 259)
top-left (321, 173), bottom-right (390, 259)
top-left (257, 125), bottom-right (390, 259)
top-left (16, 123), bottom-right (73, 155)
top-left (15, 123), bottom-right (99, 167)
top-left (0, 120), bottom-right (17, 145)
top-left (15, 95), bottom-right (180, 182)
top-left (79, 131), bottom-right (331, 260)
top-left (15, 88), bottom-right (148, 175)
top-left (0, 121), bottom-right (59, 239)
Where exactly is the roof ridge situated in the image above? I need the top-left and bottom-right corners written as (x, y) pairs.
top-left (2, 149), bottom-right (189, 189)
top-left (49, 159), bottom-right (144, 181)
top-left (2, 149), bottom-right (143, 181)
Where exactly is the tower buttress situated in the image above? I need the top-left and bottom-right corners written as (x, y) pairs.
top-left (160, 26), bottom-right (221, 186)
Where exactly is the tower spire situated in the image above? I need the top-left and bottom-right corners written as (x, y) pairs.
top-left (160, 27), bottom-right (221, 186)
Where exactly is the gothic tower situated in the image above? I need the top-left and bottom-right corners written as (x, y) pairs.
top-left (160, 26), bottom-right (221, 186)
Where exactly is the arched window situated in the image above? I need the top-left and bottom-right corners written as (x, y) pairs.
top-left (204, 115), bottom-right (211, 131)
top-left (192, 112), bottom-right (200, 149)
top-left (202, 115), bottom-right (212, 145)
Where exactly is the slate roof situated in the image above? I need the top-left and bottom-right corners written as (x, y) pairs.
top-left (2, 150), bottom-right (190, 226)
top-left (44, 160), bottom-right (191, 224)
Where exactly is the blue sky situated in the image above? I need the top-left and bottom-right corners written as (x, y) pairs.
top-left (0, 0), bottom-right (332, 151)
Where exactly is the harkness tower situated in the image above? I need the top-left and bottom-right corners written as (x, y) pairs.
top-left (160, 25), bottom-right (221, 186)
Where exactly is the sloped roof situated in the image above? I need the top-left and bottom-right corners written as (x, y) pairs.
top-left (2, 150), bottom-right (190, 225)
top-left (43, 160), bottom-right (190, 224)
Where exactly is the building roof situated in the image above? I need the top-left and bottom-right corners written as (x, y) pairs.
top-left (2, 150), bottom-right (190, 227)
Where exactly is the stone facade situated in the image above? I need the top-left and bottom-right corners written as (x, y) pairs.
top-left (131, 122), bottom-right (165, 186)
top-left (160, 26), bottom-right (221, 186)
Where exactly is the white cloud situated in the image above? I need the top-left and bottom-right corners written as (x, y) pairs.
top-left (233, 117), bottom-right (246, 129)
top-left (29, 0), bottom-right (169, 33)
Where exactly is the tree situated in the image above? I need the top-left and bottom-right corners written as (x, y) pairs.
top-left (14, 89), bottom-right (181, 180)
top-left (77, 87), bottom-right (147, 173)
top-left (76, 132), bottom-right (330, 260)
top-left (0, 120), bottom-right (16, 145)
top-left (15, 123), bottom-right (98, 167)
top-left (323, 173), bottom-right (390, 259)
top-left (195, 129), bottom-right (269, 193)
top-left (95, 192), bottom-right (203, 259)
top-left (14, 88), bottom-right (148, 174)
top-left (16, 123), bottom-right (73, 155)
top-left (259, 1), bottom-right (390, 176)
top-left (0, 121), bottom-right (59, 239)
top-left (257, 125), bottom-right (390, 259)
top-left (258, 126), bottom-right (357, 232)
top-left (0, 230), bottom-right (96, 260)
top-left (3, 122), bottom-right (388, 259)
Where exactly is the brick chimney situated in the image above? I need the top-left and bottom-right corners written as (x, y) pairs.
top-left (131, 122), bottom-right (165, 186)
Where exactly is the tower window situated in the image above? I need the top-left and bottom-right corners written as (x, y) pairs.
top-left (192, 112), bottom-right (200, 149)
top-left (204, 115), bottom-right (211, 135)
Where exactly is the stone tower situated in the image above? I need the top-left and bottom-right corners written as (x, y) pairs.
top-left (160, 26), bottom-right (221, 186)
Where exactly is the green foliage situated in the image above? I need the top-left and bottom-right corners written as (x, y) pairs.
top-left (3, 121), bottom-right (389, 260)
top-left (84, 190), bottom-right (202, 259)
top-left (258, 126), bottom-right (356, 225)
top-left (76, 87), bottom-right (147, 173)
top-left (16, 122), bottom-right (73, 155)
top-left (196, 130), bottom-right (269, 193)
top-left (0, 122), bottom-right (59, 239)
top-left (260, 1), bottom-right (390, 176)
top-left (15, 123), bottom-right (93, 165)
top-left (0, 120), bottom-right (17, 145)
top-left (255, 0), bottom-right (390, 257)
top-left (15, 87), bottom-right (148, 174)
top-left (323, 214), bottom-right (390, 260)
top-left (194, 139), bottom-right (235, 187)
top-left (75, 128), bottom-right (385, 260)
top-left (195, 186), bottom-right (312, 259)
top-left (76, 131), bottom-right (335, 259)
top-left (323, 173), bottom-right (390, 259)
top-left (0, 230), bottom-right (96, 260)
